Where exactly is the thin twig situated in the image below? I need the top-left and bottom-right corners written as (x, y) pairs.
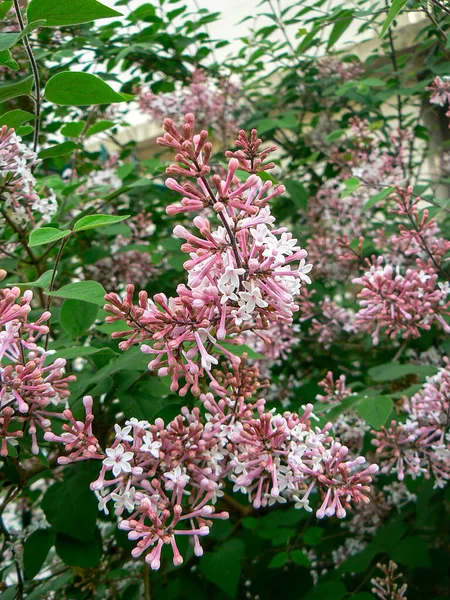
top-left (143, 563), bottom-right (151, 600)
top-left (12, 0), bottom-right (41, 154)
top-left (429, 0), bottom-right (450, 17)
top-left (423, 6), bottom-right (449, 42)
top-left (384, 0), bottom-right (403, 133)
top-left (44, 235), bottom-right (70, 350)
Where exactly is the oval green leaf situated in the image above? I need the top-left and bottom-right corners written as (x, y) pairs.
top-left (0, 109), bottom-right (36, 130)
top-left (73, 213), bottom-right (130, 232)
top-left (24, 529), bottom-right (56, 580)
top-left (39, 141), bottom-right (79, 159)
top-left (0, 76), bottom-right (33, 103)
top-left (380, 0), bottom-right (408, 37)
top-left (27, 0), bottom-right (122, 27)
top-left (357, 396), bottom-right (393, 429)
top-left (60, 299), bottom-right (98, 337)
top-left (29, 227), bottom-right (70, 247)
top-left (45, 280), bottom-right (106, 306)
top-left (45, 72), bottom-right (129, 106)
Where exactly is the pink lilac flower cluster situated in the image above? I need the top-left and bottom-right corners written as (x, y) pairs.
top-left (307, 119), bottom-right (409, 280)
top-left (138, 69), bottom-right (246, 142)
top-left (0, 271), bottom-right (76, 456)
top-left (351, 185), bottom-right (450, 345)
top-left (104, 115), bottom-right (312, 396)
top-left (241, 321), bottom-right (301, 376)
top-left (317, 372), bottom-right (369, 452)
top-left (44, 395), bottom-right (103, 464)
top-left (427, 75), bottom-right (450, 125)
top-left (310, 297), bottom-right (356, 349)
top-left (316, 57), bottom-right (364, 82)
top-left (68, 116), bottom-right (380, 569)
top-left (387, 185), bottom-right (450, 268)
top-left (353, 257), bottom-right (450, 345)
top-left (85, 387), bottom-right (377, 569)
top-left (371, 561), bottom-right (408, 600)
top-left (0, 125), bottom-right (57, 224)
top-left (86, 211), bottom-right (159, 289)
top-left (373, 361), bottom-right (450, 487)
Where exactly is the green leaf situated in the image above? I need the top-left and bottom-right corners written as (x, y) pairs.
top-left (0, 76), bottom-right (33, 103)
top-left (200, 538), bottom-right (244, 598)
top-left (341, 176), bottom-right (360, 198)
top-left (340, 546), bottom-right (378, 573)
top-left (391, 536), bottom-right (431, 568)
top-left (317, 393), bottom-right (362, 421)
top-left (29, 227), bottom-right (70, 247)
top-left (368, 362), bottom-right (437, 382)
top-left (0, 49), bottom-right (19, 70)
top-left (0, 33), bottom-right (22, 52)
top-left (324, 128), bottom-right (346, 142)
top-left (0, 21), bottom-right (46, 51)
top-left (55, 531), bottom-right (102, 568)
top-left (73, 213), bottom-right (130, 232)
top-left (303, 527), bottom-right (323, 546)
top-left (0, 109), bottom-right (36, 130)
top-left (24, 528), bottom-right (56, 579)
top-left (50, 346), bottom-right (115, 360)
top-left (269, 552), bottom-right (289, 568)
top-left (41, 472), bottom-right (98, 541)
top-left (357, 396), bottom-right (393, 429)
top-left (27, 0), bottom-right (122, 26)
top-left (284, 179), bottom-right (309, 211)
top-left (304, 582), bottom-right (347, 600)
top-left (46, 281), bottom-right (106, 306)
top-left (61, 121), bottom-right (86, 137)
top-left (0, 2), bottom-right (12, 19)
top-left (17, 124), bottom-right (34, 136)
top-left (118, 393), bottom-right (158, 422)
top-left (39, 141), bottom-right (79, 159)
top-left (96, 321), bottom-right (129, 335)
top-left (373, 521), bottom-right (407, 552)
top-left (364, 187), bottom-right (395, 211)
top-left (7, 270), bottom-right (53, 290)
top-left (85, 119), bottom-right (115, 137)
top-left (327, 10), bottom-right (353, 50)
top-left (291, 550), bottom-right (311, 567)
top-left (45, 72), bottom-right (130, 106)
top-left (60, 299), bottom-right (98, 337)
top-left (379, 0), bottom-right (408, 37)
top-left (359, 78), bottom-right (385, 87)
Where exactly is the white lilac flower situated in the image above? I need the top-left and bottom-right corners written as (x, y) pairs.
top-left (103, 443), bottom-right (134, 477)
top-left (140, 432), bottom-right (162, 458)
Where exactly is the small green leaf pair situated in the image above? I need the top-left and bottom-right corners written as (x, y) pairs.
top-left (29, 214), bottom-right (131, 247)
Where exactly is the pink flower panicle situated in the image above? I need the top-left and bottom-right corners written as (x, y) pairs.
top-left (310, 297), bottom-right (355, 349)
top-left (353, 257), bottom-right (450, 345)
top-left (0, 125), bottom-right (56, 223)
top-left (316, 57), bottom-right (364, 82)
top-left (316, 371), bottom-right (352, 404)
top-left (96, 116), bottom-right (379, 569)
top-left (373, 361), bottom-right (450, 487)
top-left (105, 114), bottom-right (312, 396)
top-left (371, 561), bottom-right (408, 600)
top-left (426, 75), bottom-right (450, 107)
top-left (138, 68), bottom-right (246, 141)
top-left (0, 282), bottom-right (76, 456)
top-left (44, 395), bottom-right (102, 464)
top-left (88, 393), bottom-right (377, 569)
top-left (316, 372), bottom-right (369, 452)
top-left (388, 186), bottom-right (450, 267)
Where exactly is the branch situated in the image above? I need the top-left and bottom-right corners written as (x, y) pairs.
top-left (12, 0), bottom-right (41, 154)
